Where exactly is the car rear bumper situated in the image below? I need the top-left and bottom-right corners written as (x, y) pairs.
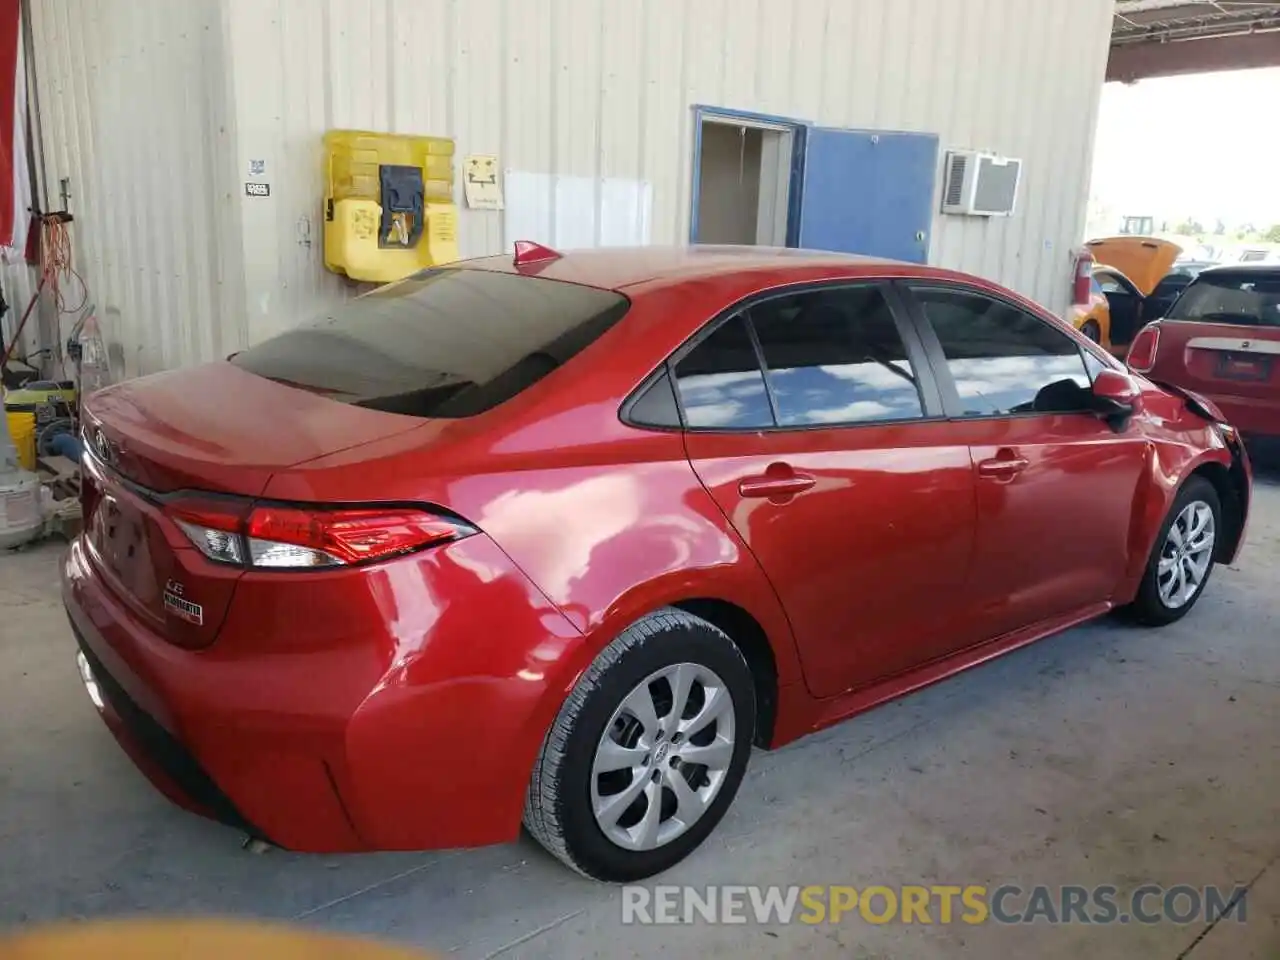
top-left (62, 533), bottom-right (585, 852)
top-left (1207, 393), bottom-right (1280, 439)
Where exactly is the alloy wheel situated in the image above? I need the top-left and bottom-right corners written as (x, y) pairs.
top-left (590, 662), bottom-right (736, 851)
top-left (1157, 500), bottom-right (1215, 609)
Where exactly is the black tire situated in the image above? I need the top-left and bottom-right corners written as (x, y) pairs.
top-left (1081, 320), bottom-right (1102, 344)
top-left (1126, 476), bottom-right (1221, 626)
top-left (523, 608), bottom-right (755, 881)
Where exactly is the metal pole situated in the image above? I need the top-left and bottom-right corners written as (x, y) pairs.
top-left (19, 0), bottom-right (48, 214)
top-left (18, 0), bottom-right (60, 378)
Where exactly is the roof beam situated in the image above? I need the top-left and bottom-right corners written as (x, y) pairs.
top-left (1107, 29), bottom-right (1280, 80)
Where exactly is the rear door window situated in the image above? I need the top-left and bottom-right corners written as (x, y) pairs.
top-left (230, 268), bottom-right (629, 417)
top-left (1165, 272), bottom-right (1280, 328)
top-left (673, 315), bottom-right (775, 429)
top-left (748, 286), bottom-right (925, 426)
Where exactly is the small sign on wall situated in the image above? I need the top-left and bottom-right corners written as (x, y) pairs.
top-left (245, 182), bottom-right (270, 197)
top-left (463, 154), bottom-right (503, 210)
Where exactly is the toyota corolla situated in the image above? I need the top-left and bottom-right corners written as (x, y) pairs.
top-left (64, 244), bottom-right (1251, 881)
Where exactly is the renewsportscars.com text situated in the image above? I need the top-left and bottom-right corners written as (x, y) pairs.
top-left (621, 883), bottom-right (1249, 926)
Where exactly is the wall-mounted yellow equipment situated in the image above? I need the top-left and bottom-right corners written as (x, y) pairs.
top-left (323, 130), bottom-right (460, 283)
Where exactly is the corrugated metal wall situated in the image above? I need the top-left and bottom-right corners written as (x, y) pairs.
top-left (29, 0), bottom-right (1115, 372)
top-left (25, 0), bottom-right (244, 378)
top-left (0, 254), bottom-right (42, 368)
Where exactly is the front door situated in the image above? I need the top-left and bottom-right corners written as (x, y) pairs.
top-left (674, 282), bottom-right (975, 699)
top-left (1096, 270), bottom-right (1144, 346)
top-left (797, 128), bottom-right (938, 263)
top-left (902, 283), bottom-right (1150, 639)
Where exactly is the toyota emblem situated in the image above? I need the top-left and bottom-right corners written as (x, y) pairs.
top-left (92, 428), bottom-right (116, 465)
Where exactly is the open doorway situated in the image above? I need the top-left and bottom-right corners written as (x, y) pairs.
top-left (691, 110), bottom-right (796, 247)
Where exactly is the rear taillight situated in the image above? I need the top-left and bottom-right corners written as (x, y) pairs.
top-left (1072, 250), bottom-right (1094, 305)
top-left (165, 497), bottom-right (474, 569)
top-left (169, 497), bottom-right (251, 565)
top-left (1126, 324), bottom-right (1161, 373)
top-left (246, 507), bottom-right (469, 567)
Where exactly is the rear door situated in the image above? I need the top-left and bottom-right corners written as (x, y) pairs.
top-left (677, 282), bottom-right (978, 698)
top-left (1094, 269), bottom-right (1144, 346)
top-left (900, 282), bottom-right (1150, 639)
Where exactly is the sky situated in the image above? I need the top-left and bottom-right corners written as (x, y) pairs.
top-left (1089, 66), bottom-right (1280, 230)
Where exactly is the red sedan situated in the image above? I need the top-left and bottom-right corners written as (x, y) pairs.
top-left (64, 245), bottom-right (1251, 881)
top-left (1127, 263), bottom-right (1280, 442)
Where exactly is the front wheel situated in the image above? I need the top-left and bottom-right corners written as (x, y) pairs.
top-left (1126, 476), bottom-right (1221, 626)
top-left (523, 609), bottom-right (755, 881)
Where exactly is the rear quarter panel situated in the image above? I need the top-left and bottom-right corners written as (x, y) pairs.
top-left (259, 292), bottom-right (805, 781)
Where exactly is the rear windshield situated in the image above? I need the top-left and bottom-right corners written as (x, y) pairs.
top-left (1166, 272), bottom-right (1280, 328)
top-left (230, 269), bottom-right (629, 417)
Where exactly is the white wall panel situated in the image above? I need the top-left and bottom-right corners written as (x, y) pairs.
top-left (29, 0), bottom-right (1114, 372)
top-left (26, 0), bottom-right (244, 378)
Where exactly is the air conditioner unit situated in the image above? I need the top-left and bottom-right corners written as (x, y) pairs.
top-left (941, 150), bottom-right (1022, 217)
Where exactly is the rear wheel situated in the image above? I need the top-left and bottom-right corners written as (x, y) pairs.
top-left (523, 609), bottom-right (755, 881)
top-left (1126, 476), bottom-right (1221, 626)
top-left (1081, 319), bottom-right (1102, 344)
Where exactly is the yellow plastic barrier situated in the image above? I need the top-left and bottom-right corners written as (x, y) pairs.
top-left (323, 129), bottom-right (460, 282)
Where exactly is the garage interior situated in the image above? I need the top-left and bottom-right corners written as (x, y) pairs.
top-left (5, 505), bottom-right (1279, 956)
top-left (3, 0), bottom-right (1280, 957)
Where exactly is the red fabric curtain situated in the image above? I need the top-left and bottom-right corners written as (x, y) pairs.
top-left (0, 0), bottom-right (26, 248)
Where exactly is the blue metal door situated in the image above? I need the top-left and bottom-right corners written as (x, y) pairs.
top-left (796, 128), bottom-right (939, 263)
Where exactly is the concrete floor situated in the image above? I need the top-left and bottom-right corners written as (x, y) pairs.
top-left (2, 464), bottom-right (1278, 958)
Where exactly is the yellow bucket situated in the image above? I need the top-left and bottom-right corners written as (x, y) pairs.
top-left (4, 407), bottom-right (37, 470)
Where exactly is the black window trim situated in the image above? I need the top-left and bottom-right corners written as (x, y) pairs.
top-left (895, 279), bottom-right (1112, 424)
top-left (619, 279), bottom-right (947, 434)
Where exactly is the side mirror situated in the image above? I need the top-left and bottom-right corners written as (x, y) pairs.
top-left (1090, 369), bottom-right (1143, 429)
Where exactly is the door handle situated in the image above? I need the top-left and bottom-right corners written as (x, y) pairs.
top-left (738, 472), bottom-right (816, 499)
top-left (977, 456), bottom-right (1030, 479)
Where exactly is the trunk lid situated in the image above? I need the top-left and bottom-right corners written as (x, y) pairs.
top-left (81, 363), bottom-right (426, 647)
top-left (86, 362), bottom-right (424, 494)
top-left (1087, 237), bottom-right (1183, 295)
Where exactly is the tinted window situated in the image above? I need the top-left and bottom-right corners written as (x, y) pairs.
top-left (749, 286), bottom-right (923, 425)
top-left (627, 371), bottom-right (681, 428)
top-left (913, 287), bottom-right (1092, 417)
top-left (230, 269), bottom-right (629, 417)
top-left (674, 315), bottom-right (774, 429)
top-left (1165, 272), bottom-right (1280, 327)
top-left (1151, 274), bottom-right (1193, 300)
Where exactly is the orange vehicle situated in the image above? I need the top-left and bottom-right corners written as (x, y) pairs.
top-left (1068, 237), bottom-right (1183, 355)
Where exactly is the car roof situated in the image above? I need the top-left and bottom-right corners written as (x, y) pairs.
top-left (1196, 262), bottom-right (1280, 279)
top-left (460, 244), bottom-right (970, 293)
